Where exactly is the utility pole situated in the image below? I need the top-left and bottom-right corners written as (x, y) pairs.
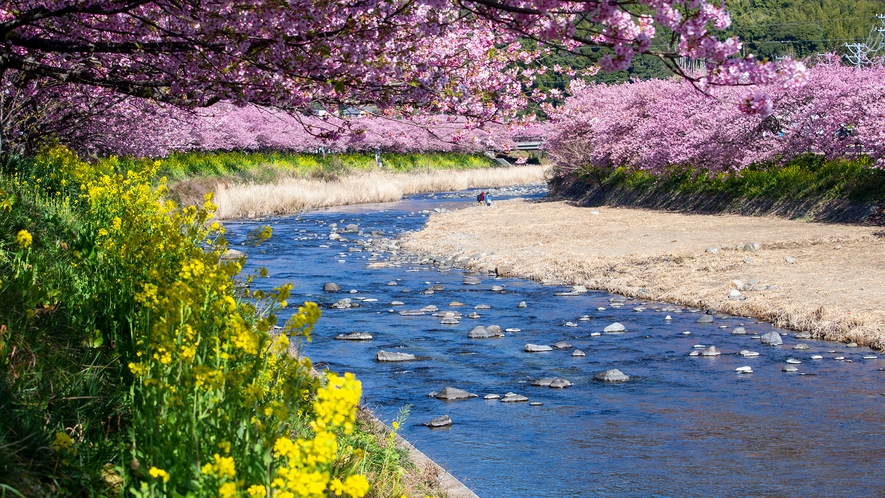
top-left (843, 14), bottom-right (885, 67)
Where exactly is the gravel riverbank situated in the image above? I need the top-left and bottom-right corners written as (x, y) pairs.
top-left (400, 198), bottom-right (885, 351)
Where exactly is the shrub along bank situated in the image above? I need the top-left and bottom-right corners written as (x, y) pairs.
top-left (0, 146), bottom-right (419, 497)
top-left (550, 155), bottom-right (885, 224)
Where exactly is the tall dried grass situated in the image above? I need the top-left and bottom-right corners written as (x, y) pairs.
top-left (213, 165), bottom-right (546, 219)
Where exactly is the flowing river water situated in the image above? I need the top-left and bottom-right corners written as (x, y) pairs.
top-left (225, 186), bottom-right (884, 497)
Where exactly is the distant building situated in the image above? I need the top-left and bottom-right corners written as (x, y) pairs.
top-left (340, 107), bottom-right (368, 118)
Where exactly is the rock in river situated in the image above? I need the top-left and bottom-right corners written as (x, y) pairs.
top-left (323, 282), bottom-right (342, 293)
top-left (335, 332), bottom-right (373, 341)
top-left (434, 387), bottom-right (474, 400)
top-left (594, 369), bottom-right (630, 382)
top-left (424, 415), bottom-right (453, 428)
top-left (500, 393), bottom-right (529, 403)
top-left (221, 248), bottom-right (246, 260)
top-left (701, 346), bottom-right (722, 357)
top-left (603, 322), bottom-right (626, 334)
top-left (468, 326), bottom-right (504, 339)
top-left (760, 332), bottom-right (783, 346)
top-left (375, 351), bottom-right (417, 362)
top-left (549, 378), bottom-right (573, 389)
top-left (531, 377), bottom-right (572, 388)
top-left (696, 315), bottom-right (714, 324)
top-left (525, 344), bottom-right (553, 352)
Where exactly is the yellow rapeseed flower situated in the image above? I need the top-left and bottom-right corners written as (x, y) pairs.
top-left (128, 362), bottom-right (149, 377)
top-left (247, 484), bottom-right (267, 497)
top-left (219, 482), bottom-right (237, 498)
top-left (329, 475), bottom-right (369, 498)
top-left (148, 466), bottom-right (170, 483)
top-left (53, 431), bottom-right (75, 453)
top-left (204, 453), bottom-right (236, 479)
top-left (15, 229), bottom-right (32, 249)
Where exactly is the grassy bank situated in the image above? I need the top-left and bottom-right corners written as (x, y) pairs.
top-left (0, 147), bottom-right (431, 497)
top-left (99, 150), bottom-right (540, 214)
top-left (552, 155), bottom-right (885, 223)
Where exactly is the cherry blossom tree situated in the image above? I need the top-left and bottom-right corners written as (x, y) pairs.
top-left (546, 60), bottom-right (885, 175)
top-left (1, 1), bottom-right (806, 113)
top-left (0, 0), bottom-right (813, 156)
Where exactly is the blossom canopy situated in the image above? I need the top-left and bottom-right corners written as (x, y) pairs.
top-left (0, 0), bottom-right (806, 120)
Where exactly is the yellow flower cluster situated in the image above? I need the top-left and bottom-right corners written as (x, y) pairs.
top-left (15, 229), bottom-right (32, 249)
top-left (284, 301), bottom-right (322, 340)
top-left (53, 431), bottom-right (76, 454)
top-left (202, 453), bottom-right (236, 479)
top-left (312, 373), bottom-right (362, 434)
top-left (270, 372), bottom-right (366, 498)
top-left (148, 467), bottom-right (170, 483)
top-left (329, 475), bottom-right (371, 498)
top-left (25, 147), bottom-right (370, 497)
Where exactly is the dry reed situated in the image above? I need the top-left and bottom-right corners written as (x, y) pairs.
top-left (213, 165), bottom-right (546, 219)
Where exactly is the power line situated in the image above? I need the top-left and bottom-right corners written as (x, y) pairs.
top-left (729, 16), bottom-right (876, 29)
top-left (648, 36), bottom-right (866, 50)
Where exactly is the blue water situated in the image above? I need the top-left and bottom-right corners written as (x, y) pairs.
top-left (225, 187), bottom-right (885, 497)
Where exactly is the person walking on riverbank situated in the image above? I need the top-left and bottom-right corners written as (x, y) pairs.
top-left (484, 192), bottom-right (492, 206)
top-left (477, 191), bottom-right (486, 205)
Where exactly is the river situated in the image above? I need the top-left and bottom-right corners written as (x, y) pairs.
top-left (224, 186), bottom-right (884, 498)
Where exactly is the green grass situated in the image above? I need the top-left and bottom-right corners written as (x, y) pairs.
top-left (0, 166), bottom-right (126, 495)
top-left (589, 155), bottom-right (885, 205)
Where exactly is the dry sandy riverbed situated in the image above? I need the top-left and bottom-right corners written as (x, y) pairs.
top-left (400, 198), bottom-right (885, 351)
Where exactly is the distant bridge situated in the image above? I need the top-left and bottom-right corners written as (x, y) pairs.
top-left (515, 140), bottom-right (543, 151)
top-left (484, 137), bottom-right (546, 166)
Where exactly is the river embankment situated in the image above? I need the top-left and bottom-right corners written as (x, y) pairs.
top-left (400, 198), bottom-right (885, 351)
top-left (191, 165), bottom-right (547, 219)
